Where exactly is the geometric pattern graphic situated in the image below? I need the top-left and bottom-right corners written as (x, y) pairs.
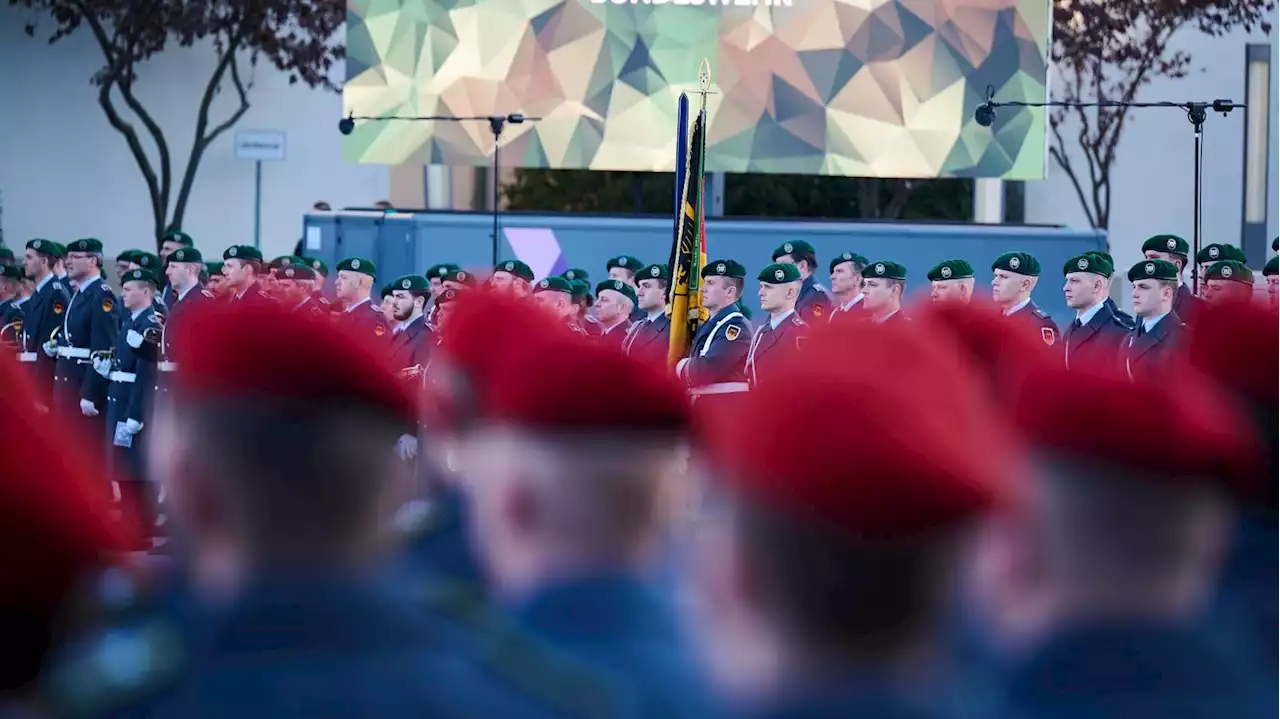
top-left (343, 0), bottom-right (1050, 179)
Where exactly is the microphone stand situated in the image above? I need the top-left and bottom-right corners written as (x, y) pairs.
top-left (338, 112), bottom-right (541, 266)
top-left (975, 87), bottom-right (1243, 294)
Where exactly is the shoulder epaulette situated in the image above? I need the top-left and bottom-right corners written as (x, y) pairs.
top-left (791, 315), bottom-right (806, 327)
top-left (200, 289), bottom-right (215, 299)
top-left (52, 281), bottom-right (64, 292)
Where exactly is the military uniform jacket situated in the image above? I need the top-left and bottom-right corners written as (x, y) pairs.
top-left (828, 295), bottom-right (867, 323)
top-left (623, 312), bottom-right (671, 366)
top-left (795, 275), bottom-right (833, 323)
top-left (108, 307), bottom-right (159, 423)
top-left (1063, 302), bottom-right (1130, 371)
top-left (1173, 282), bottom-right (1202, 325)
top-left (56, 277), bottom-right (120, 408)
top-left (597, 319), bottom-right (633, 351)
top-left (296, 293), bottom-right (333, 318)
top-left (747, 311), bottom-right (807, 387)
top-left (22, 275), bottom-right (71, 397)
top-left (1119, 312), bottom-right (1184, 379)
top-left (1103, 297), bottom-right (1136, 330)
top-left (1, 296), bottom-right (27, 326)
top-left (683, 304), bottom-right (751, 389)
top-left (1007, 300), bottom-right (1060, 348)
top-left (341, 297), bottom-right (391, 342)
top-left (579, 315), bottom-right (603, 337)
top-left (146, 284), bottom-right (214, 363)
top-left (389, 315), bottom-right (431, 370)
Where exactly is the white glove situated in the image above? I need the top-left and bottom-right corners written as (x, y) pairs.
top-left (675, 357), bottom-right (690, 379)
top-left (80, 399), bottom-right (99, 417)
top-left (93, 356), bottom-right (112, 378)
top-left (42, 339), bottom-right (58, 357)
top-left (394, 433), bottom-right (419, 460)
top-left (126, 330), bottom-right (144, 349)
top-left (124, 418), bottom-right (143, 434)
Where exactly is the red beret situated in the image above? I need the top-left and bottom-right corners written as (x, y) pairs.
top-left (0, 354), bottom-right (139, 610)
top-left (911, 299), bottom-right (1059, 389)
top-left (1011, 362), bottom-right (1262, 489)
top-left (169, 299), bottom-right (415, 424)
top-left (701, 320), bottom-right (1016, 540)
top-left (1182, 299), bottom-right (1278, 408)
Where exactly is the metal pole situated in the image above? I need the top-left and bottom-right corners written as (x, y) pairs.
top-left (1190, 107), bottom-right (1205, 294)
top-left (253, 159), bottom-right (263, 250)
top-left (492, 134), bottom-right (500, 266)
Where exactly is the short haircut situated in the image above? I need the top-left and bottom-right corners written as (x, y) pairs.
top-left (791, 249), bottom-right (818, 272)
top-left (641, 278), bottom-right (670, 293)
top-left (724, 277), bottom-right (744, 298)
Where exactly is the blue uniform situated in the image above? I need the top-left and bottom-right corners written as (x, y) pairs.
top-left (20, 275), bottom-right (71, 402)
top-left (622, 312), bottom-right (671, 367)
top-left (746, 311), bottom-right (807, 387)
top-left (1118, 312), bottom-right (1183, 379)
top-left (1173, 282), bottom-right (1202, 325)
top-left (1063, 302), bottom-right (1130, 370)
top-left (389, 314), bottom-right (432, 370)
top-left (53, 277), bottom-right (120, 417)
top-left (399, 485), bottom-right (483, 586)
top-left (340, 297), bottom-right (391, 343)
top-left (1006, 300), bottom-right (1059, 348)
top-left (105, 306), bottom-right (159, 480)
top-left (1102, 297), bottom-right (1135, 330)
top-left (732, 679), bottom-right (935, 719)
top-left (513, 573), bottom-right (713, 718)
top-left (682, 304), bottom-right (751, 393)
top-left (794, 275), bottom-right (833, 324)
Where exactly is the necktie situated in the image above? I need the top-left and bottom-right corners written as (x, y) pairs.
top-left (1072, 318), bottom-right (1083, 329)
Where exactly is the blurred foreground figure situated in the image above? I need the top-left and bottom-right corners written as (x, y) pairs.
top-left (973, 363), bottom-right (1268, 718)
top-left (690, 321), bottom-right (1016, 718)
top-left (50, 301), bottom-right (624, 719)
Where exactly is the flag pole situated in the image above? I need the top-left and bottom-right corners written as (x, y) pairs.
top-left (674, 93), bottom-right (689, 240)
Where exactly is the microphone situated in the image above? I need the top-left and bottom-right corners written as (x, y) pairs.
top-left (338, 112), bottom-right (355, 136)
top-left (974, 101), bottom-right (996, 128)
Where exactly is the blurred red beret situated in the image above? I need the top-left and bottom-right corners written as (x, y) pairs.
top-left (1182, 299), bottom-right (1278, 408)
top-left (701, 320), bottom-right (1017, 540)
top-left (1011, 362), bottom-right (1262, 489)
top-left (911, 299), bottom-right (1059, 391)
top-left (169, 300), bottom-right (415, 424)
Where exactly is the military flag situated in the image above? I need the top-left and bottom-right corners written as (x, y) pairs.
top-left (666, 63), bottom-right (712, 369)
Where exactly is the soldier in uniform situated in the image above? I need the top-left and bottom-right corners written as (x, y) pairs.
top-left (1263, 256), bottom-right (1278, 306)
top-left (158, 231), bottom-right (195, 305)
top-left (1080, 250), bottom-right (1135, 330)
top-left (622, 263), bottom-right (671, 365)
top-left (828, 251), bottom-right (868, 319)
top-left (114, 249), bottom-right (140, 283)
top-left (1062, 253), bottom-right (1130, 370)
top-left (0, 245), bottom-right (13, 266)
top-left (1195, 243), bottom-right (1247, 292)
top-left (1141, 234), bottom-right (1200, 322)
top-left (533, 275), bottom-right (586, 335)
top-left (604, 255), bottom-right (646, 322)
top-left (21, 239), bottom-right (72, 403)
top-left (490, 259), bottom-right (535, 297)
top-left (386, 274), bottom-right (434, 370)
top-left (568, 279), bottom-right (602, 337)
top-left (162, 248), bottom-right (215, 333)
top-left (202, 261), bottom-right (226, 296)
top-left (927, 259), bottom-right (976, 304)
top-left (746, 263), bottom-right (807, 388)
top-left (991, 251), bottom-right (1058, 346)
top-left (772, 239), bottom-right (832, 323)
top-left (1203, 260), bottom-right (1255, 304)
top-left (424, 262), bottom-right (460, 326)
top-left (561, 267), bottom-right (590, 284)
top-left (221, 245), bottom-right (268, 302)
top-left (593, 280), bottom-right (637, 350)
top-left (860, 260), bottom-right (909, 323)
top-left (49, 238), bottom-right (119, 430)
top-left (334, 256), bottom-right (390, 341)
top-left (441, 267), bottom-right (479, 293)
top-left (1120, 259), bottom-right (1185, 379)
top-left (677, 259), bottom-right (751, 396)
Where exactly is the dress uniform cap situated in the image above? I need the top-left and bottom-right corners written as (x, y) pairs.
top-left (1205, 260), bottom-right (1252, 284)
top-left (829, 252), bottom-right (868, 273)
top-left (436, 287), bottom-right (467, 305)
top-left (337, 256), bottom-right (377, 277)
top-left (122, 268), bottom-right (159, 287)
top-left (426, 263), bottom-right (461, 280)
top-left (1063, 253), bottom-right (1112, 278)
top-left (1127, 258), bottom-right (1179, 283)
top-left (864, 260), bottom-right (907, 280)
top-left (1, 265), bottom-right (23, 280)
top-left (992, 251), bottom-right (1040, 277)
top-left (268, 255), bottom-right (307, 271)
top-left (392, 274), bottom-right (430, 292)
top-left (701, 259), bottom-right (746, 279)
top-left (638, 263), bottom-right (669, 282)
top-left (67, 238), bottom-right (104, 254)
top-left (161, 230), bottom-right (194, 247)
top-left (1141, 234), bottom-right (1190, 257)
top-left (26, 238), bottom-right (56, 256)
top-left (168, 247), bottom-right (202, 264)
top-left (134, 252), bottom-right (161, 269)
top-left (605, 255), bottom-right (643, 272)
top-left (379, 283), bottom-right (394, 299)
top-left (757, 262), bottom-right (801, 284)
top-left (533, 275), bottom-right (573, 294)
top-left (204, 260), bottom-right (223, 276)
top-left (569, 279), bottom-right (591, 299)
top-left (700, 320), bottom-right (1015, 540)
top-left (771, 239), bottom-right (815, 261)
top-left (1011, 363), bottom-right (1262, 489)
top-left (1197, 243), bottom-right (1246, 265)
top-left (223, 245), bottom-right (262, 262)
top-left (1264, 256), bottom-right (1279, 277)
top-left (493, 259), bottom-right (534, 282)
top-left (595, 279), bottom-right (638, 305)
top-left (1273, 237), bottom-right (1278, 252)
top-left (168, 300), bottom-right (416, 425)
top-left (562, 268), bottom-right (590, 282)
top-left (303, 256), bottom-right (328, 275)
top-left (927, 259), bottom-right (975, 282)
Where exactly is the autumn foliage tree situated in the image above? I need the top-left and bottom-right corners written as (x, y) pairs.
top-left (1049, 0), bottom-right (1274, 229)
top-left (12, 0), bottom-right (344, 245)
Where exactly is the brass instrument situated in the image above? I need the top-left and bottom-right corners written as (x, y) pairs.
top-left (0, 321), bottom-right (21, 350)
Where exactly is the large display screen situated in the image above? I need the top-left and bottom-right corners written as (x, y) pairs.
top-left (343, 0), bottom-right (1050, 178)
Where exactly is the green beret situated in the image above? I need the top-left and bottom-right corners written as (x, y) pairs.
top-left (1141, 234), bottom-right (1189, 257)
top-left (1205, 260), bottom-right (1253, 284)
top-left (443, 268), bottom-right (477, 287)
top-left (605, 255), bottom-right (643, 273)
top-left (1064, 253), bottom-right (1113, 278)
top-left (224, 245), bottom-right (262, 262)
top-left (772, 240), bottom-right (816, 261)
top-left (168, 247), bottom-right (202, 264)
top-left (116, 249), bottom-right (141, 264)
top-left (391, 274), bottom-right (429, 292)
top-left (493, 259), bottom-right (534, 282)
top-left (596, 279), bottom-right (638, 305)
top-left (758, 262), bottom-right (801, 284)
top-left (303, 256), bottom-right (329, 275)
top-left (0, 247), bottom-right (13, 261)
top-left (701, 259), bottom-right (746, 279)
top-left (161, 230), bottom-right (194, 247)
top-left (1273, 237), bottom-right (1278, 253)
top-left (569, 279), bottom-right (593, 302)
top-left (534, 275), bottom-right (574, 294)
top-left (991, 251), bottom-right (1040, 277)
top-left (1263, 256), bottom-right (1278, 277)
top-left (122, 268), bottom-right (159, 287)
top-left (637, 264), bottom-right (669, 282)
top-left (278, 264), bottom-right (315, 281)
top-left (864, 260), bottom-right (907, 281)
top-left (379, 283), bottom-right (394, 299)
top-left (829, 252), bottom-right (868, 273)
top-left (1, 265), bottom-right (24, 280)
top-left (26, 238), bottom-right (58, 257)
top-left (337, 257), bottom-right (376, 277)
top-left (927, 259), bottom-right (974, 282)
top-left (562, 268), bottom-right (590, 282)
top-left (47, 242), bottom-right (67, 259)
top-left (204, 261), bottom-right (224, 276)
top-left (425, 263), bottom-right (460, 280)
top-left (436, 287), bottom-right (467, 305)
top-left (269, 255), bottom-right (308, 272)
top-left (67, 238), bottom-right (103, 254)
top-left (1196, 243), bottom-right (1247, 265)
top-left (1127, 259), bottom-right (1180, 283)
top-left (134, 252), bottom-right (162, 269)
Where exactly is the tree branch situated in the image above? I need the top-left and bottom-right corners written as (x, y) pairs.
top-left (114, 1), bottom-right (174, 227)
top-left (1048, 119), bottom-right (1098, 228)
